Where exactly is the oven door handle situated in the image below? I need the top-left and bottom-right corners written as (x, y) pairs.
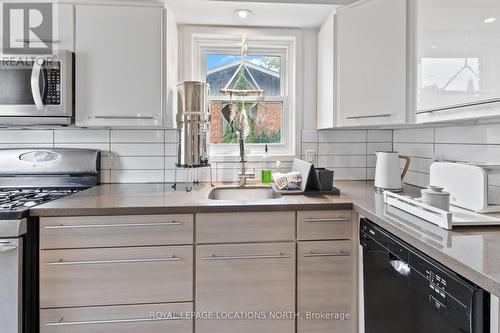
top-left (0, 241), bottom-right (18, 253)
top-left (31, 59), bottom-right (45, 111)
top-left (389, 258), bottom-right (411, 277)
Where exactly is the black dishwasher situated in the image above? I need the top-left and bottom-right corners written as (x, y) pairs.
top-left (360, 219), bottom-right (489, 333)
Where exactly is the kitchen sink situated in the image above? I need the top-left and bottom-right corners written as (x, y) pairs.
top-left (208, 186), bottom-right (282, 201)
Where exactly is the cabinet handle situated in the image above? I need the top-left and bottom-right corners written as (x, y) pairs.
top-left (346, 113), bottom-right (391, 120)
top-left (94, 116), bottom-right (156, 120)
top-left (304, 250), bottom-right (351, 257)
top-left (45, 316), bottom-right (183, 327)
top-left (303, 218), bottom-right (350, 223)
top-left (44, 221), bottom-right (182, 230)
top-left (202, 253), bottom-right (291, 261)
top-left (0, 241), bottom-right (17, 253)
top-left (416, 98), bottom-right (500, 114)
top-left (44, 256), bottom-right (181, 266)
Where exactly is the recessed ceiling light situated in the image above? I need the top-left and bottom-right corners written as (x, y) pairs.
top-left (235, 9), bottom-right (252, 19)
top-left (484, 17), bottom-right (497, 24)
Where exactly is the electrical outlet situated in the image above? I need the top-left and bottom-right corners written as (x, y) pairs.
top-left (306, 150), bottom-right (316, 164)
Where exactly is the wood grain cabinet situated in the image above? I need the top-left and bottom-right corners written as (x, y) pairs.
top-left (40, 245), bottom-right (193, 308)
top-left (196, 211), bottom-right (295, 243)
top-left (196, 243), bottom-right (296, 333)
top-left (297, 210), bottom-right (352, 241)
top-left (40, 302), bottom-right (193, 333)
top-left (40, 214), bottom-right (193, 249)
top-left (297, 241), bottom-right (354, 333)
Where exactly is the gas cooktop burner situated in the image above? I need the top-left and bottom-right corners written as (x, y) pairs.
top-left (0, 188), bottom-right (81, 212)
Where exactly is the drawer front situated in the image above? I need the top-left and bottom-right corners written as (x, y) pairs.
top-left (40, 302), bottom-right (193, 333)
top-left (196, 243), bottom-right (296, 333)
top-left (40, 245), bottom-right (193, 308)
top-left (40, 214), bottom-right (193, 249)
top-left (196, 211), bottom-right (295, 243)
top-left (297, 210), bottom-right (352, 240)
top-left (297, 241), bottom-right (354, 333)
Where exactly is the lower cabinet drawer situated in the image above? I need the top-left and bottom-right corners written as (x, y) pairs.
top-left (40, 245), bottom-right (193, 308)
top-left (297, 210), bottom-right (352, 240)
top-left (40, 302), bottom-right (193, 333)
top-left (40, 214), bottom-right (194, 249)
top-left (196, 211), bottom-right (295, 243)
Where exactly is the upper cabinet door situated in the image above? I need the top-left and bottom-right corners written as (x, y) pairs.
top-left (336, 0), bottom-right (407, 127)
top-left (415, 0), bottom-right (500, 119)
top-left (317, 13), bottom-right (335, 129)
top-left (75, 5), bottom-right (164, 127)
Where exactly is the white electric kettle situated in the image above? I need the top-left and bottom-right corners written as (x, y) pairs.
top-left (374, 152), bottom-right (411, 192)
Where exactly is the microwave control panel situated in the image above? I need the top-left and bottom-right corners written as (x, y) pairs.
top-left (45, 62), bottom-right (61, 105)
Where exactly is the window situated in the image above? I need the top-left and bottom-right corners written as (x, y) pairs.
top-left (193, 35), bottom-right (296, 157)
top-left (206, 54), bottom-right (283, 144)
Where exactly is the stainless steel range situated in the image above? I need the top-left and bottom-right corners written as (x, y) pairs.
top-left (0, 148), bottom-right (100, 333)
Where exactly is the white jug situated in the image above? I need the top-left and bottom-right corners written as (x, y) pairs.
top-left (374, 152), bottom-right (410, 192)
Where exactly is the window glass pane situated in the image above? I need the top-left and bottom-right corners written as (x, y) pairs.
top-left (206, 54), bottom-right (281, 96)
top-left (210, 100), bottom-right (282, 144)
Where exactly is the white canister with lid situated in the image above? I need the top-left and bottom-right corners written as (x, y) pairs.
top-left (421, 185), bottom-right (451, 211)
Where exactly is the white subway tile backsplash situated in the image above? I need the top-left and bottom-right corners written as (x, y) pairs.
top-left (54, 129), bottom-right (109, 143)
top-left (54, 143), bottom-right (110, 155)
top-left (165, 130), bottom-right (178, 143)
top-left (110, 143), bottom-right (164, 157)
top-left (367, 142), bottom-right (393, 155)
top-left (0, 143), bottom-right (53, 149)
top-left (111, 169), bottom-right (164, 183)
top-left (317, 155), bottom-right (366, 168)
top-left (394, 124), bottom-right (500, 188)
top-left (367, 130), bottom-right (392, 142)
top-left (165, 143), bottom-right (177, 156)
top-left (100, 170), bottom-right (111, 184)
top-left (301, 129), bottom-right (318, 143)
top-left (332, 168), bottom-right (367, 180)
top-left (301, 143), bottom-right (317, 156)
top-left (435, 144), bottom-right (500, 164)
top-left (404, 171), bottom-right (430, 188)
top-left (393, 143), bottom-right (434, 158)
top-left (0, 129), bottom-right (53, 143)
top-left (165, 156), bottom-right (177, 169)
top-left (367, 155), bottom-right (377, 168)
top-left (435, 124), bottom-right (500, 144)
top-left (394, 128), bottom-right (434, 143)
top-left (318, 142), bottom-right (366, 155)
top-left (110, 156), bottom-right (165, 170)
top-left (402, 157), bottom-right (433, 174)
top-left (318, 129), bottom-right (366, 143)
top-left (111, 130), bottom-right (164, 143)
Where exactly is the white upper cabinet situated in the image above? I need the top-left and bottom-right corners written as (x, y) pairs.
top-left (415, 0), bottom-right (500, 122)
top-left (75, 4), bottom-right (164, 127)
top-left (336, 0), bottom-right (407, 127)
top-left (317, 13), bottom-right (335, 129)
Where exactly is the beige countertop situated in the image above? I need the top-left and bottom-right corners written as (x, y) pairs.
top-left (31, 181), bottom-right (500, 296)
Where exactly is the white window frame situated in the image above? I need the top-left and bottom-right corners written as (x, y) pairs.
top-left (193, 35), bottom-right (296, 159)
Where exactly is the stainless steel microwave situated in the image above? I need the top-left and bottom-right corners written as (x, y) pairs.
top-left (0, 51), bottom-right (73, 125)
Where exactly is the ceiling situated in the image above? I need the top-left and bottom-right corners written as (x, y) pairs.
top-left (165, 0), bottom-right (348, 28)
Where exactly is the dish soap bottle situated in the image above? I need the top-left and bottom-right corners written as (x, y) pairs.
top-left (261, 145), bottom-right (272, 184)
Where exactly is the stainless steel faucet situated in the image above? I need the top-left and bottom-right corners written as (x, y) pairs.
top-left (236, 110), bottom-right (255, 186)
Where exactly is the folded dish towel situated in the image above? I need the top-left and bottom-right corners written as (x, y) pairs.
top-left (272, 171), bottom-right (302, 190)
